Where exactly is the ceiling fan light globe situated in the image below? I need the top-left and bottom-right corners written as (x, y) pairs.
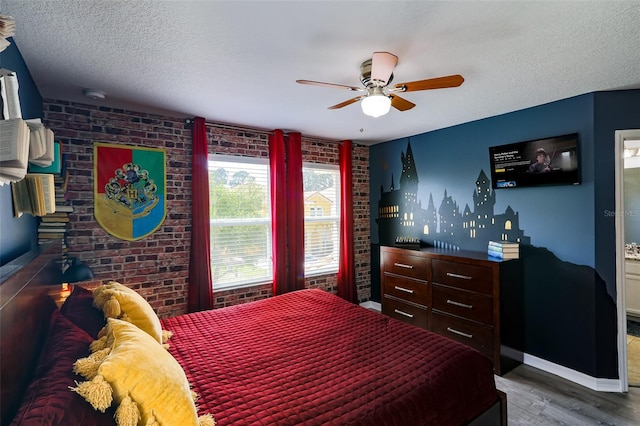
top-left (361, 94), bottom-right (391, 118)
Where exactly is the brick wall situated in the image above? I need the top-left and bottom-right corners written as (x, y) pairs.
top-left (43, 100), bottom-right (370, 317)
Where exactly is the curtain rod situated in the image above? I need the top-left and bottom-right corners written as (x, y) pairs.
top-left (188, 118), bottom-right (343, 144)
top-left (204, 120), bottom-right (272, 136)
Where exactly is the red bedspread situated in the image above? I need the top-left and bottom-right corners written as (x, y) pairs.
top-left (161, 289), bottom-right (498, 425)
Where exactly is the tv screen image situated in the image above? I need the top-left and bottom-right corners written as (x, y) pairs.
top-left (489, 133), bottom-right (580, 189)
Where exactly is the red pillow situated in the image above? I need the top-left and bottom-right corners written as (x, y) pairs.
top-left (10, 310), bottom-right (114, 425)
top-left (60, 285), bottom-right (106, 339)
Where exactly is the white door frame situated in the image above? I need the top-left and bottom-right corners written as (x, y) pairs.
top-left (615, 129), bottom-right (640, 393)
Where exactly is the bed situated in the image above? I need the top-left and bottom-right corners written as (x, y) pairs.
top-left (1, 245), bottom-right (506, 425)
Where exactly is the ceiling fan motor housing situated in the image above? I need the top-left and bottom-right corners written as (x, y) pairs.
top-left (360, 59), bottom-right (393, 88)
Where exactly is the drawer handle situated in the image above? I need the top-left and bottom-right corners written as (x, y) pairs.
top-left (446, 272), bottom-right (472, 280)
top-left (394, 262), bottom-right (414, 269)
top-left (394, 286), bottom-right (415, 294)
top-left (446, 299), bottom-right (473, 309)
top-left (394, 309), bottom-right (414, 319)
top-left (447, 327), bottom-right (473, 339)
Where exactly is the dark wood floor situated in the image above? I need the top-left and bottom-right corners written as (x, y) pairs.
top-left (495, 365), bottom-right (640, 425)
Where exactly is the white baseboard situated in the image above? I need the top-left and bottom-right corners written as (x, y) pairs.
top-left (627, 312), bottom-right (640, 321)
top-left (523, 353), bottom-right (623, 392)
top-left (360, 300), bottom-right (381, 312)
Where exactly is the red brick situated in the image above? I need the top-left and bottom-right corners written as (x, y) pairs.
top-left (44, 100), bottom-right (370, 317)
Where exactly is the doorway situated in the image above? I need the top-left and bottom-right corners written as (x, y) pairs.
top-left (615, 129), bottom-right (640, 392)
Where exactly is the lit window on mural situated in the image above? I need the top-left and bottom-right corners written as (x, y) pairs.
top-left (376, 141), bottom-right (531, 251)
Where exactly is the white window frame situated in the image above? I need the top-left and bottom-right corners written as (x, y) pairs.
top-left (303, 162), bottom-right (340, 277)
top-left (208, 154), bottom-right (272, 290)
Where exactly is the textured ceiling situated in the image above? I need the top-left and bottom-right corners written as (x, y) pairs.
top-left (2, 1), bottom-right (640, 145)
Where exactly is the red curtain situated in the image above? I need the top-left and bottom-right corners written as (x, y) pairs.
top-left (285, 132), bottom-right (305, 292)
top-left (269, 130), bottom-right (305, 295)
top-left (269, 130), bottom-right (288, 294)
top-left (337, 140), bottom-right (357, 303)
top-left (188, 117), bottom-right (214, 312)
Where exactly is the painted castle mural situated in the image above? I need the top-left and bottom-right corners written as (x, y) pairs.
top-left (377, 141), bottom-right (531, 251)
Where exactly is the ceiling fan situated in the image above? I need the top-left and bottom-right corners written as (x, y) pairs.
top-left (296, 51), bottom-right (464, 118)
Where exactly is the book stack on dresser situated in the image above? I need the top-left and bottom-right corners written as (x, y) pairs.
top-left (487, 240), bottom-right (519, 260)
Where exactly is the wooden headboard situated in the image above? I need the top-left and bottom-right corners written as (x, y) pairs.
top-left (0, 242), bottom-right (61, 425)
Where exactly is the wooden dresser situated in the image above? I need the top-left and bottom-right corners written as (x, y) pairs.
top-left (380, 245), bottom-right (524, 375)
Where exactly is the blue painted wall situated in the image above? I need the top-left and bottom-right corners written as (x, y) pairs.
top-left (0, 39), bottom-right (43, 265)
top-left (370, 89), bottom-right (640, 379)
top-left (372, 93), bottom-right (595, 266)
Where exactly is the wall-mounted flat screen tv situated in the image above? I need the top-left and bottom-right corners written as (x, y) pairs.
top-left (488, 133), bottom-right (580, 189)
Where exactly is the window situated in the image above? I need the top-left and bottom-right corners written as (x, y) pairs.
top-left (208, 157), bottom-right (340, 288)
top-left (209, 155), bottom-right (271, 289)
top-left (303, 164), bottom-right (340, 276)
top-left (310, 206), bottom-right (323, 216)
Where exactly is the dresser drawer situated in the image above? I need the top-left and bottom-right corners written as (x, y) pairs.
top-left (432, 284), bottom-right (493, 324)
top-left (382, 296), bottom-right (429, 329)
top-left (431, 311), bottom-right (494, 360)
top-left (383, 274), bottom-right (429, 306)
top-left (432, 259), bottom-right (493, 294)
top-left (382, 250), bottom-right (428, 280)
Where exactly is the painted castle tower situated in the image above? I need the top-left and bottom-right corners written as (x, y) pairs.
top-left (376, 141), bottom-right (530, 251)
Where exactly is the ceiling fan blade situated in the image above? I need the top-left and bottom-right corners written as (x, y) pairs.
top-left (296, 79), bottom-right (364, 92)
top-left (371, 51), bottom-right (398, 86)
top-left (394, 74), bottom-right (464, 92)
top-left (390, 95), bottom-right (416, 111)
top-left (328, 96), bottom-right (365, 110)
